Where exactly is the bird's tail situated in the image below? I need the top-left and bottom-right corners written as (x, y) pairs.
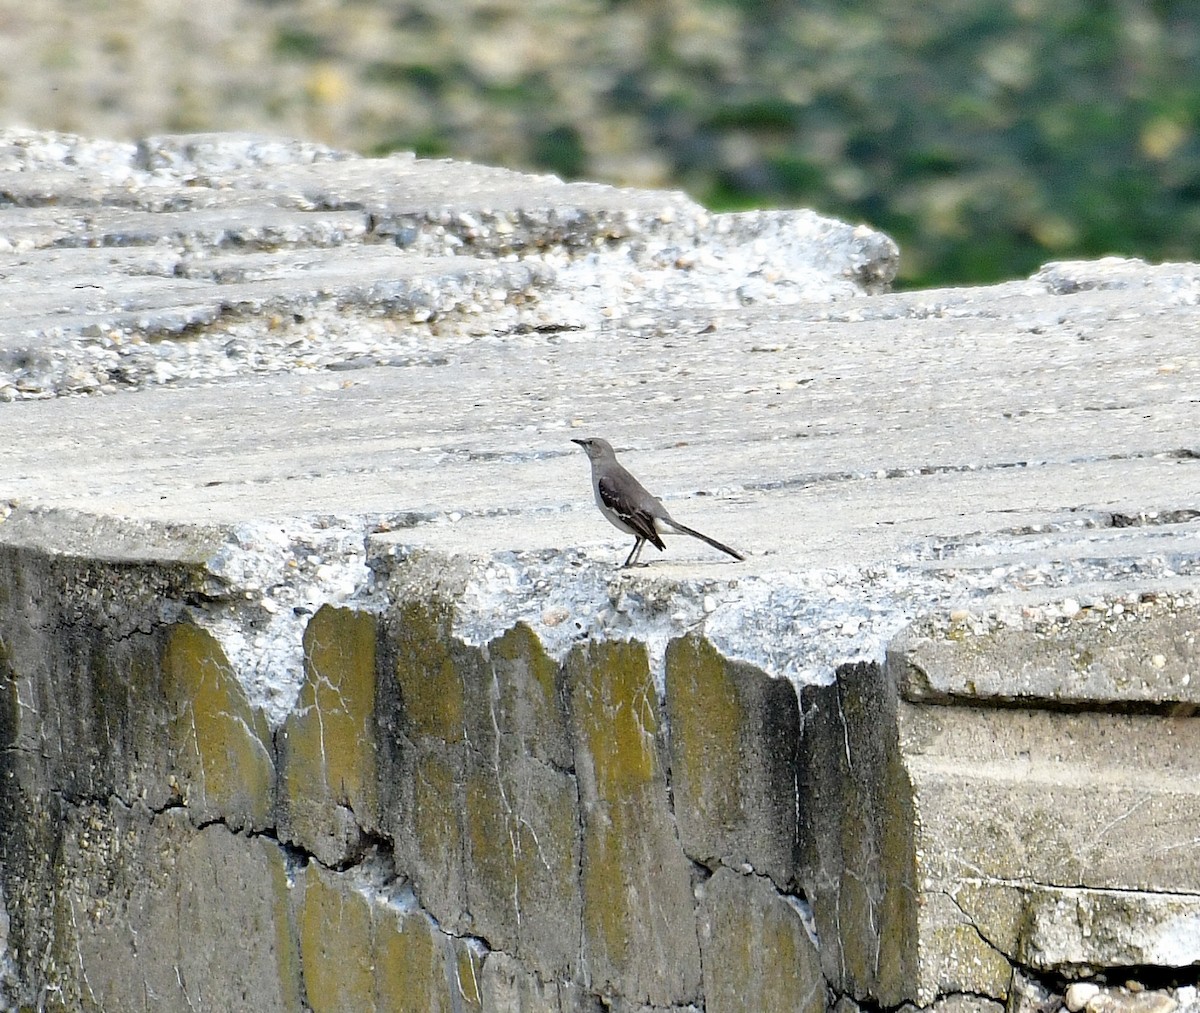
top-left (660, 518), bottom-right (745, 561)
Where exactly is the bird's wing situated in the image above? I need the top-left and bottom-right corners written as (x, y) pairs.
top-left (597, 474), bottom-right (666, 550)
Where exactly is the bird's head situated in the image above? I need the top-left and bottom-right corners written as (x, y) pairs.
top-left (571, 437), bottom-right (616, 461)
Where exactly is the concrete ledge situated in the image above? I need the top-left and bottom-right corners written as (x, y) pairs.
top-left (1, 130), bottom-right (1198, 1012)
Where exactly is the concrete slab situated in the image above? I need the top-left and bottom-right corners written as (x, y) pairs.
top-left (3, 272), bottom-right (1195, 586)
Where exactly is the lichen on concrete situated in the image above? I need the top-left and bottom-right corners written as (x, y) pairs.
top-left (384, 599), bottom-right (583, 982)
top-left (160, 622), bottom-right (275, 832)
top-left (298, 861), bottom-right (486, 1013)
top-left (698, 866), bottom-right (826, 1013)
top-left (665, 635), bottom-right (801, 889)
top-left (568, 638), bottom-right (702, 1006)
top-left (277, 605), bottom-right (380, 866)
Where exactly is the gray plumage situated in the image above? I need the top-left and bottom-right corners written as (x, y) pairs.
top-left (571, 437), bottom-right (745, 566)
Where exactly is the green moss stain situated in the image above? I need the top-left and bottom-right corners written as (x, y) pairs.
top-left (453, 944), bottom-right (484, 1009)
top-left (702, 870), bottom-right (825, 1013)
top-left (464, 765), bottom-right (509, 909)
top-left (375, 908), bottom-right (439, 1012)
top-left (573, 640), bottom-right (658, 797)
top-left (490, 622), bottom-right (572, 768)
top-left (304, 605), bottom-right (378, 807)
top-left (392, 601), bottom-right (465, 741)
top-left (875, 731), bottom-right (921, 1000)
top-left (301, 864), bottom-right (480, 1013)
top-left (160, 623), bottom-right (274, 828)
top-left (279, 606), bottom-right (379, 831)
top-left (492, 624), bottom-right (559, 724)
top-left (573, 640), bottom-right (659, 975)
top-left (261, 839), bottom-right (305, 1012)
top-left (386, 607), bottom-right (585, 979)
top-left (580, 797), bottom-right (634, 971)
top-left (467, 624), bottom-right (583, 974)
top-left (758, 904), bottom-right (824, 1013)
top-left (412, 751), bottom-right (463, 880)
top-left (665, 636), bottom-right (744, 839)
top-left (300, 869), bottom-right (376, 1011)
top-left (569, 638), bottom-right (702, 1001)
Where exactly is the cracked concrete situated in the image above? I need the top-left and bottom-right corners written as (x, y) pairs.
top-left (1, 130), bottom-right (1199, 1011)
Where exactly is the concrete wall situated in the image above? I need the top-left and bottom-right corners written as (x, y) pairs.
top-left (0, 542), bottom-right (827, 1011)
top-left (3, 535), bottom-right (1198, 1011)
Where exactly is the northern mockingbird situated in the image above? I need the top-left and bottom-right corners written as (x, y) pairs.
top-left (572, 437), bottom-right (745, 566)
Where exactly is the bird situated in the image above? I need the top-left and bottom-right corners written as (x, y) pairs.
top-left (571, 437), bottom-right (745, 566)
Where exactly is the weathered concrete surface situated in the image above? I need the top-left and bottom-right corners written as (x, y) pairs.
top-left (568, 639), bottom-right (702, 1006)
top-left (1, 131), bottom-right (1199, 1012)
top-left (890, 604), bottom-right (1200, 1002)
top-left (665, 637), bottom-right (801, 891)
top-left (384, 605), bottom-right (584, 986)
top-left (51, 806), bottom-right (300, 1012)
top-left (697, 867), bottom-right (825, 1013)
top-left (276, 605), bottom-right (381, 867)
top-left (895, 602), bottom-right (1200, 707)
top-left (796, 661), bottom-right (918, 1007)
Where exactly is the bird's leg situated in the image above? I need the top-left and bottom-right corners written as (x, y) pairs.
top-left (623, 537), bottom-right (645, 567)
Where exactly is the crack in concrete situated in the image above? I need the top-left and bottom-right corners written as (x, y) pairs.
top-left (486, 665), bottom-right (526, 936)
top-left (831, 986), bottom-right (1005, 1013)
top-left (942, 887), bottom-right (1016, 965)
top-left (943, 873), bottom-right (1200, 900)
top-left (743, 449), bottom-right (1200, 500)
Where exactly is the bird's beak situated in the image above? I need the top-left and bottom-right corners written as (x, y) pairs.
top-left (571, 439), bottom-right (586, 447)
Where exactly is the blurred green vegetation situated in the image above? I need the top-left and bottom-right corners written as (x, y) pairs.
top-left (695, 0), bottom-right (1200, 287)
top-left (8, 1), bottom-right (1197, 287)
top-left (352, 0), bottom-right (1200, 288)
